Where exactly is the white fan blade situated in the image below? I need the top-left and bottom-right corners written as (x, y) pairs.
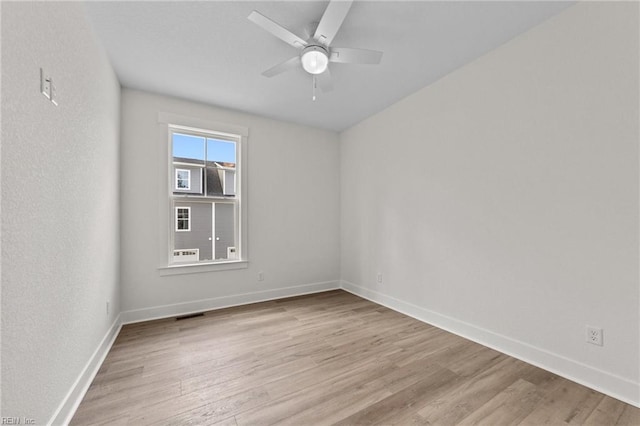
top-left (316, 69), bottom-right (333, 92)
top-left (248, 11), bottom-right (308, 49)
top-left (262, 56), bottom-right (300, 77)
top-left (313, 0), bottom-right (353, 47)
top-left (329, 47), bottom-right (383, 64)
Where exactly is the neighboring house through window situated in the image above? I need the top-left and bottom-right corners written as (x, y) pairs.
top-left (167, 123), bottom-right (246, 267)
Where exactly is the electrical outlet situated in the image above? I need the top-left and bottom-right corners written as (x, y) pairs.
top-left (376, 273), bottom-right (383, 284)
top-left (586, 326), bottom-right (603, 346)
top-left (258, 271), bottom-right (264, 281)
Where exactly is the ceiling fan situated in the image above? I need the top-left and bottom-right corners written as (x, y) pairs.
top-left (248, 0), bottom-right (383, 100)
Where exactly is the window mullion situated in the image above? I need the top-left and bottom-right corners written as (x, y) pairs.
top-left (203, 137), bottom-right (208, 197)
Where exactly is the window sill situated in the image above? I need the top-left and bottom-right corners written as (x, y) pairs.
top-left (158, 260), bottom-right (248, 276)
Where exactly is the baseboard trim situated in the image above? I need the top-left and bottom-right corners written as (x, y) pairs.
top-left (48, 314), bottom-right (123, 426)
top-left (340, 280), bottom-right (640, 408)
top-left (120, 280), bottom-right (340, 324)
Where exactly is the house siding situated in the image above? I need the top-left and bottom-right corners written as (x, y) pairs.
top-left (173, 165), bottom-right (202, 195)
top-left (174, 202), bottom-right (212, 261)
top-left (223, 170), bottom-right (235, 195)
top-left (214, 203), bottom-right (235, 259)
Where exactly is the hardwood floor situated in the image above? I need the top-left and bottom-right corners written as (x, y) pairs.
top-left (71, 290), bottom-right (639, 425)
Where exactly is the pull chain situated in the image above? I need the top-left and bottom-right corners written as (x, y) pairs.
top-left (312, 75), bottom-right (317, 101)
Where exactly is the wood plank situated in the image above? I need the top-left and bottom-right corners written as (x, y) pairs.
top-left (584, 395), bottom-right (630, 425)
top-left (616, 403), bottom-right (640, 426)
top-left (518, 377), bottom-right (604, 425)
top-left (457, 378), bottom-right (541, 425)
top-left (274, 378), bottom-right (393, 426)
top-left (332, 367), bottom-right (462, 425)
top-left (416, 357), bottom-right (535, 425)
top-left (236, 357), bottom-right (394, 425)
top-left (133, 386), bottom-right (270, 426)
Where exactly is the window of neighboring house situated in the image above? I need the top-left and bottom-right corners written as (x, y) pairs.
top-left (175, 169), bottom-right (191, 190)
top-left (166, 122), bottom-right (246, 269)
top-left (175, 206), bottom-right (191, 231)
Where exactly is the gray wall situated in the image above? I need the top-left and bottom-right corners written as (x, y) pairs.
top-left (1, 2), bottom-right (121, 422)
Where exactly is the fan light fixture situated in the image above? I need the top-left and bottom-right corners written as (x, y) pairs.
top-left (248, 1), bottom-right (383, 101)
top-left (301, 46), bottom-right (329, 75)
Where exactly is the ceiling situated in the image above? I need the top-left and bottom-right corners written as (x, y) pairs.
top-left (84, 1), bottom-right (573, 132)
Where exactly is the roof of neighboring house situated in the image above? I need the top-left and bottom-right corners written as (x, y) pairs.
top-left (172, 157), bottom-right (233, 196)
top-left (206, 167), bottom-right (223, 196)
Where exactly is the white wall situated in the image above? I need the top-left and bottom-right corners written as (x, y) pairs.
top-left (340, 2), bottom-right (639, 405)
top-left (1, 2), bottom-right (121, 423)
top-left (120, 89), bottom-right (340, 316)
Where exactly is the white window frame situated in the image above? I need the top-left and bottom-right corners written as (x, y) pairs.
top-left (175, 169), bottom-right (191, 191)
top-left (157, 112), bottom-right (249, 275)
top-left (175, 206), bottom-right (191, 232)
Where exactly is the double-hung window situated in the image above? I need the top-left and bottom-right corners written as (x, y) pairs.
top-left (168, 124), bottom-right (244, 267)
top-left (175, 169), bottom-right (191, 190)
top-left (175, 206), bottom-right (190, 231)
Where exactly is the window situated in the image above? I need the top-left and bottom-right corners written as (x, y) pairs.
top-left (175, 206), bottom-right (190, 231)
top-left (175, 169), bottom-right (191, 190)
top-left (166, 123), bottom-right (245, 268)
